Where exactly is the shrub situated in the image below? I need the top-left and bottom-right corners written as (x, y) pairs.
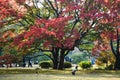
top-left (35, 67), bottom-right (40, 70)
top-left (39, 61), bottom-right (51, 68)
top-left (44, 60), bottom-right (53, 67)
top-left (79, 61), bottom-right (92, 69)
top-left (63, 62), bottom-right (72, 68)
top-left (48, 60), bottom-right (53, 67)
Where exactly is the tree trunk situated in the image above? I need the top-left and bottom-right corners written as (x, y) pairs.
top-left (110, 29), bottom-right (120, 70)
top-left (52, 53), bottom-right (58, 69)
top-left (22, 56), bottom-right (26, 67)
top-left (52, 48), bottom-right (59, 69)
top-left (53, 59), bottom-right (58, 69)
top-left (0, 48), bottom-right (2, 56)
top-left (114, 28), bottom-right (120, 70)
top-left (58, 49), bottom-right (65, 70)
top-left (114, 56), bottom-right (120, 70)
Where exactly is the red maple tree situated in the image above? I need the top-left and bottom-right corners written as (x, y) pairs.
top-left (0, 0), bottom-right (27, 68)
top-left (0, 0), bottom-right (118, 70)
top-left (13, 0), bottom-right (102, 69)
top-left (91, 0), bottom-right (120, 69)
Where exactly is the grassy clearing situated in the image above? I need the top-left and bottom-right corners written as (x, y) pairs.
top-left (0, 74), bottom-right (120, 80)
top-left (0, 68), bottom-right (120, 74)
top-left (0, 68), bottom-right (120, 80)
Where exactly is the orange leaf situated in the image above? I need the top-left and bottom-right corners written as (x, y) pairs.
top-left (104, 0), bottom-right (109, 3)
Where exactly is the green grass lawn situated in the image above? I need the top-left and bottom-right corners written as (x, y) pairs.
top-left (0, 68), bottom-right (120, 80)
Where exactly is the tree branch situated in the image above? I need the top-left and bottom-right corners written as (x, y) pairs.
top-left (38, 48), bottom-right (52, 52)
top-left (65, 50), bottom-right (70, 56)
top-left (47, 0), bottom-right (59, 17)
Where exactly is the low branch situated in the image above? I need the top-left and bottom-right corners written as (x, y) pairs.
top-left (38, 48), bottom-right (52, 52)
top-left (65, 50), bottom-right (70, 56)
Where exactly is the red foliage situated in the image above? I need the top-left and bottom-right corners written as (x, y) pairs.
top-left (92, 39), bottom-right (111, 57)
top-left (89, 0), bottom-right (120, 56)
top-left (0, 31), bottom-right (16, 42)
top-left (14, 15), bottom-right (80, 49)
top-left (0, 0), bottom-right (16, 21)
top-left (13, 0), bottom-right (119, 52)
top-left (0, 54), bottom-right (15, 67)
top-left (0, 0), bottom-right (26, 25)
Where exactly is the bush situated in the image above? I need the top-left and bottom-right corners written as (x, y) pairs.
top-left (48, 60), bottom-right (53, 67)
top-left (63, 62), bottom-right (72, 68)
top-left (79, 61), bottom-right (92, 69)
top-left (35, 67), bottom-right (40, 70)
top-left (39, 61), bottom-right (51, 68)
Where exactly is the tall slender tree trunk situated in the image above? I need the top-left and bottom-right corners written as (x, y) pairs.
top-left (0, 47), bottom-right (2, 56)
top-left (110, 28), bottom-right (120, 70)
top-left (114, 56), bottom-right (120, 70)
top-left (114, 28), bottom-right (120, 69)
top-left (52, 48), bottom-right (59, 69)
top-left (52, 54), bottom-right (58, 69)
top-left (22, 56), bottom-right (26, 67)
top-left (58, 49), bottom-right (65, 70)
top-left (53, 60), bottom-right (58, 69)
